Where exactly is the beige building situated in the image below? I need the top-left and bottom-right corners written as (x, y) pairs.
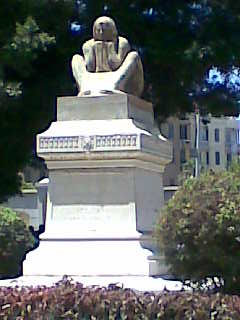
top-left (161, 114), bottom-right (240, 186)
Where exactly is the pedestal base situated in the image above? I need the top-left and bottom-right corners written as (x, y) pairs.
top-left (23, 238), bottom-right (151, 276)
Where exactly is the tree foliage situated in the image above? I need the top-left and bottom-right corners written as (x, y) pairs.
top-left (155, 162), bottom-right (240, 294)
top-left (0, 206), bottom-right (35, 278)
top-left (1, 0), bottom-right (240, 200)
top-left (0, 1), bottom-right (76, 201)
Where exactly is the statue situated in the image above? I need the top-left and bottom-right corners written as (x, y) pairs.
top-left (72, 16), bottom-right (144, 97)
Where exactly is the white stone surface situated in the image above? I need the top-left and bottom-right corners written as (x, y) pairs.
top-left (23, 239), bottom-right (152, 276)
top-left (0, 275), bottom-right (182, 292)
top-left (36, 120), bottom-right (171, 169)
top-left (40, 119), bottom-right (149, 137)
top-left (42, 166), bottom-right (164, 236)
top-left (24, 94), bottom-right (172, 277)
top-left (23, 165), bottom-right (165, 276)
top-left (57, 93), bottom-right (154, 128)
top-left (23, 164), bottom-right (166, 276)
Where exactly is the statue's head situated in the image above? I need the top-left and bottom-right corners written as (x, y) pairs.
top-left (93, 16), bottom-right (118, 41)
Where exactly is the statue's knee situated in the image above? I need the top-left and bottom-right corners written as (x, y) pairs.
top-left (121, 52), bottom-right (142, 73)
top-left (71, 54), bottom-right (87, 78)
top-left (126, 51), bottom-right (140, 64)
top-left (72, 54), bottom-right (84, 67)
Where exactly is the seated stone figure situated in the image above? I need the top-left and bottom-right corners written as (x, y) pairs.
top-left (72, 16), bottom-right (144, 97)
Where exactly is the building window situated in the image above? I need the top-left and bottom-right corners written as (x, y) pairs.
top-left (225, 129), bottom-right (232, 144)
top-left (215, 152), bottom-right (220, 165)
top-left (206, 151), bottom-right (209, 165)
top-left (180, 124), bottom-right (188, 140)
top-left (237, 129), bottom-right (240, 145)
top-left (215, 128), bottom-right (220, 142)
top-left (172, 147), bottom-right (175, 163)
top-left (234, 129), bottom-right (238, 144)
top-left (201, 126), bottom-right (209, 141)
top-left (168, 123), bottom-right (174, 139)
top-left (180, 148), bottom-right (186, 163)
top-left (227, 152), bottom-right (232, 167)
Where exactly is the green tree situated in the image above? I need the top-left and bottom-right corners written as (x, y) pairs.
top-left (1, 0), bottom-right (240, 200)
top-left (155, 161), bottom-right (240, 294)
top-left (0, 1), bottom-right (76, 201)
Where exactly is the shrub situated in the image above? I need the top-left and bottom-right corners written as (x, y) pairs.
top-left (155, 163), bottom-right (240, 294)
top-left (0, 207), bottom-right (35, 278)
top-left (0, 278), bottom-right (240, 319)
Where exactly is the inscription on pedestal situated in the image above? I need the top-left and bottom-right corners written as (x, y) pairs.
top-left (52, 204), bottom-right (136, 231)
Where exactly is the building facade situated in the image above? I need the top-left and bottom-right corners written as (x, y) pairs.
top-left (161, 115), bottom-right (240, 186)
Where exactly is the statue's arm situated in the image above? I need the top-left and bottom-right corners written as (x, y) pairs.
top-left (83, 39), bottom-right (96, 72)
top-left (107, 37), bottom-right (130, 70)
top-left (118, 37), bottom-right (131, 61)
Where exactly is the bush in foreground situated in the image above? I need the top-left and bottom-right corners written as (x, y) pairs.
top-left (155, 163), bottom-right (240, 294)
top-left (0, 278), bottom-right (240, 319)
top-left (0, 207), bottom-right (35, 278)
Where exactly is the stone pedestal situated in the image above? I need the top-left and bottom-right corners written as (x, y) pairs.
top-left (23, 92), bottom-right (172, 276)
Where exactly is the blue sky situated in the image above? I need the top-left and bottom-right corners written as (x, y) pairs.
top-left (207, 67), bottom-right (240, 93)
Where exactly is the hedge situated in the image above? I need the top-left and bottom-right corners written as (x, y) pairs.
top-left (0, 278), bottom-right (240, 319)
top-left (0, 207), bottom-right (35, 278)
